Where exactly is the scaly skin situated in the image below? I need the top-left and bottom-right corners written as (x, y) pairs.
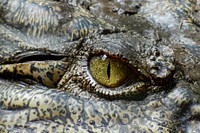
top-left (139, 0), bottom-right (200, 30)
top-left (0, 79), bottom-right (200, 132)
top-left (0, 0), bottom-right (200, 133)
top-left (0, 0), bottom-right (101, 40)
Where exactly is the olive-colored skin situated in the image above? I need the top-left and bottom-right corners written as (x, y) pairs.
top-left (0, 0), bottom-right (200, 133)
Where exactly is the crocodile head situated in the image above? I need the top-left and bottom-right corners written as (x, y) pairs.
top-left (0, 0), bottom-right (200, 133)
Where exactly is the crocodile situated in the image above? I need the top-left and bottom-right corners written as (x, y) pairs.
top-left (0, 0), bottom-right (200, 133)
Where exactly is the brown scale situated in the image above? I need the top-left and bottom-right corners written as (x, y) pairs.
top-left (0, 61), bottom-right (69, 87)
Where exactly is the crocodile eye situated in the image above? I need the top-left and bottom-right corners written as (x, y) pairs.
top-left (89, 55), bottom-right (132, 88)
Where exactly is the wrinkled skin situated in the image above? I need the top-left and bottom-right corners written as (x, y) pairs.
top-left (0, 0), bottom-right (200, 133)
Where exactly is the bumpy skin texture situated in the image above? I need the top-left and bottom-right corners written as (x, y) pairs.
top-left (139, 0), bottom-right (199, 30)
top-left (0, 0), bottom-right (200, 133)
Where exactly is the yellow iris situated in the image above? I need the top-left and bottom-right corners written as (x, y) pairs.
top-left (89, 55), bottom-right (132, 88)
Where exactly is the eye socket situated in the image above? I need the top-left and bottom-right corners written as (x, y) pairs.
top-left (89, 55), bottom-right (133, 88)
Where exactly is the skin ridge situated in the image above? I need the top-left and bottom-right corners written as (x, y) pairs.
top-left (0, 0), bottom-right (101, 41)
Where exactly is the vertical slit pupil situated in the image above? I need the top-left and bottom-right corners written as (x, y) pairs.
top-left (107, 61), bottom-right (111, 79)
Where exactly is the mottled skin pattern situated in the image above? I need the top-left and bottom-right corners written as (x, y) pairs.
top-left (0, 0), bottom-right (200, 133)
top-left (139, 0), bottom-right (200, 30)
